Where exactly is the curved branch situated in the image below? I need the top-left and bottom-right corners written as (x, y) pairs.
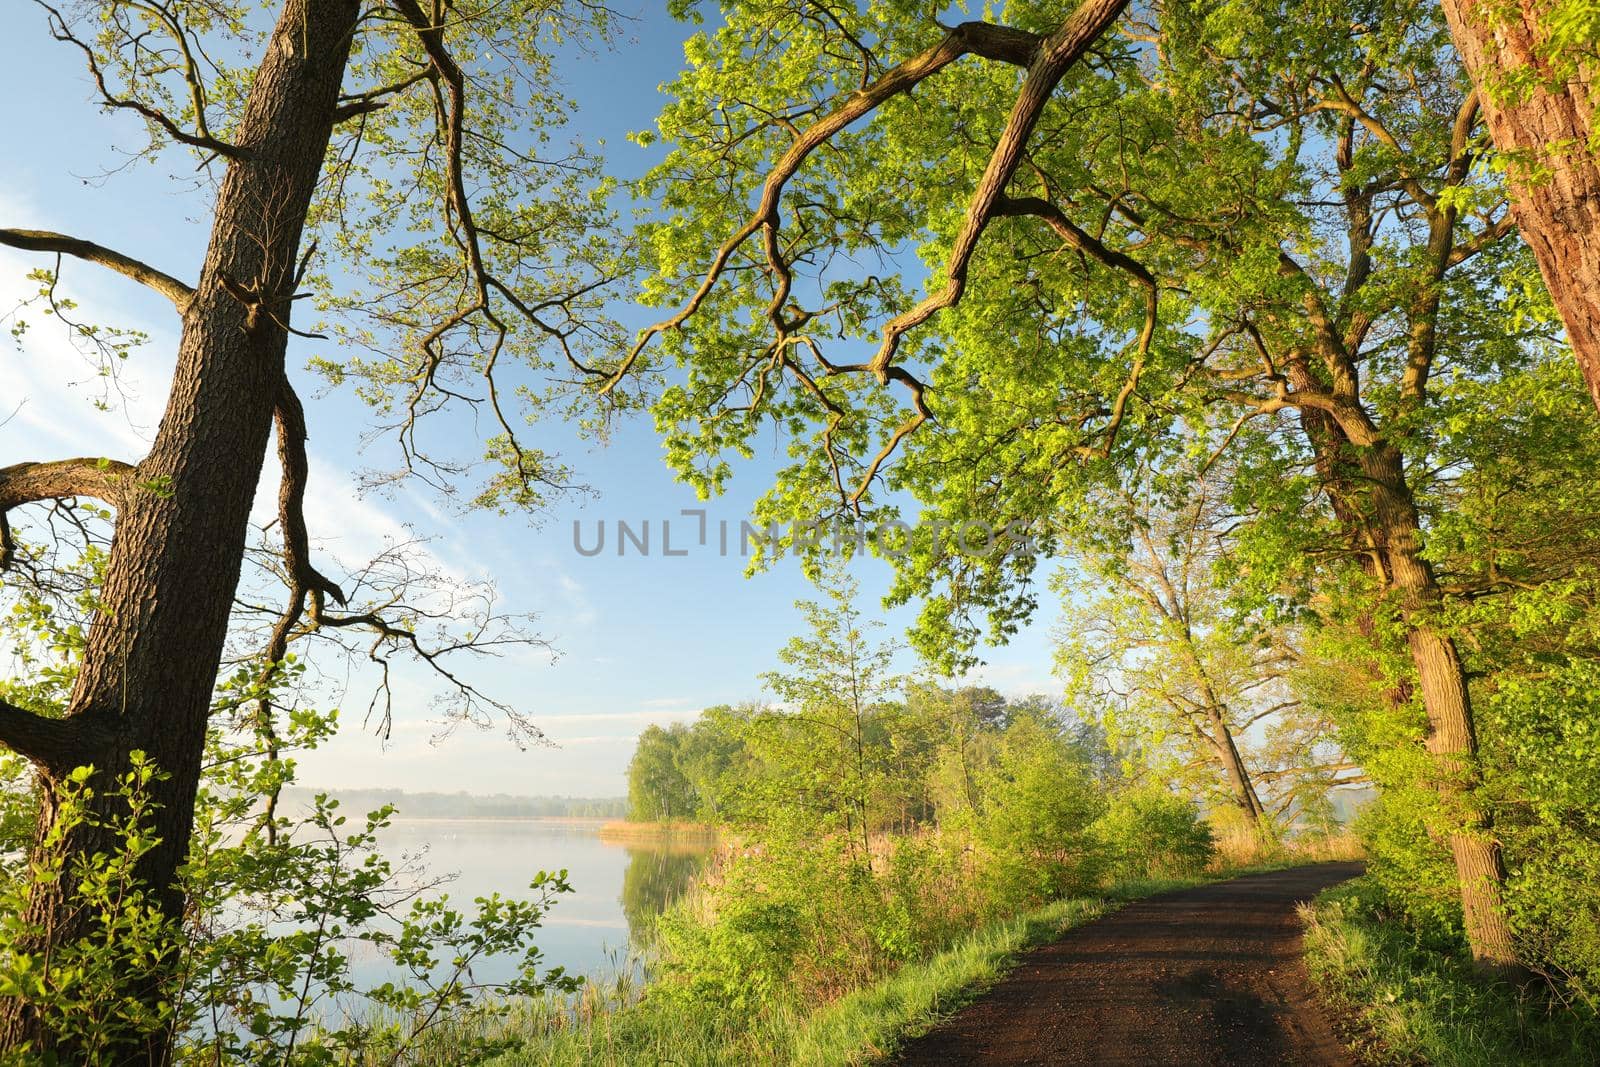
top-left (994, 193), bottom-right (1157, 456)
top-left (865, 0), bottom-right (1128, 380)
top-left (35, 0), bottom-right (247, 161)
top-left (247, 377), bottom-right (347, 840)
top-left (602, 17), bottom-right (1073, 394)
top-left (273, 381), bottom-right (347, 611)
top-left (0, 228), bottom-right (194, 312)
top-left (0, 457), bottom-right (133, 571)
top-left (0, 457), bottom-right (134, 512)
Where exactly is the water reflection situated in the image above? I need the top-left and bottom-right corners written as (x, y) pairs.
top-left (621, 841), bottom-right (713, 950)
top-left (373, 819), bottom-right (713, 981)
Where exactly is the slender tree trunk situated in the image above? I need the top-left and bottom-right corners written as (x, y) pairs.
top-left (1440, 0), bottom-right (1600, 412)
top-left (1205, 709), bottom-right (1269, 827)
top-left (1178, 641), bottom-right (1272, 836)
top-left (0, 3), bottom-right (359, 1060)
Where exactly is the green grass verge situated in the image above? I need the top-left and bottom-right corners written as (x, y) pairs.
top-left (780, 894), bottom-right (1110, 1065)
top-left (467, 869), bottom-right (1276, 1067)
top-left (466, 895), bottom-right (1109, 1066)
top-left (1301, 879), bottom-right (1600, 1066)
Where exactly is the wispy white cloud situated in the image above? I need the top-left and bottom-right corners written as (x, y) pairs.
top-left (536, 707), bottom-right (702, 725)
top-left (638, 696), bottom-right (694, 710)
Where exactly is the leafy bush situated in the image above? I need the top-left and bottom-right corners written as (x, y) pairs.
top-left (973, 713), bottom-right (1107, 909)
top-left (652, 837), bottom-right (879, 1013)
top-left (1092, 788), bottom-right (1216, 879)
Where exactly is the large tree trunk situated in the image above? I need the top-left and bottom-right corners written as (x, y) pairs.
top-left (1290, 351), bottom-right (1517, 967)
top-left (0, 3), bottom-right (359, 1060)
top-left (1440, 0), bottom-right (1600, 412)
top-left (1361, 440), bottom-right (1520, 970)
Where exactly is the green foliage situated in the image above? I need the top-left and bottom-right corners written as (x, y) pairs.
top-left (626, 724), bottom-right (698, 822)
top-left (1286, 356), bottom-right (1600, 996)
top-left (459, 893), bottom-right (1115, 1067)
top-left (1092, 788), bottom-right (1217, 880)
top-left (626, 573), bottom-right (1250, 1036)
top-left (623, 706), bottom-right (757, 824)
top-left (1304, 879), bottom-right (1600, 1066)
top-left (653, 837), bottom-right (880, 1013)
top-left (0, 586), bottom-right (581, 1065)
top-left (972, 712), bottom-right (1107, 908)
top-left (0, 755), bottom-right (179, 1062)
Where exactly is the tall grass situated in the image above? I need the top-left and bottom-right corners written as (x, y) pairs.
top-left (1208, 808), bottom-right (1365, 870)
top-left (1302, 880), bottom-right (1600, 1066)
top-left (458, 895), bottom-right (1112, 1066)
top-left (595, 820), bottom-right (719, 845)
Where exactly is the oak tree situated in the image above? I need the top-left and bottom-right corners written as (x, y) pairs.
top-left (0, 0), bottom-right (620, 1057)
top-left (623, 0), bottom-right (1554, 969)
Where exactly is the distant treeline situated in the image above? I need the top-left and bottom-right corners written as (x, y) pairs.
top-left (278, 787), bottom-right (626, 820)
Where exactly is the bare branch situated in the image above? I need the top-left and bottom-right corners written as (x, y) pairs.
top-left (1, 457), bottom-right (132, 572)
top-left (272, 382), bottom-right (347, 612)
top-left (0, 228), bottom-right (194, 312)
top-left (333, 69), bottom-right (431, 123)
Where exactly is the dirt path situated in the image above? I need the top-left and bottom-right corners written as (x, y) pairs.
top-left (893, 862), bottom-right (1363, 1067)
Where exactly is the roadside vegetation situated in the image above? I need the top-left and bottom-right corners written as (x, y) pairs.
top-left (1304, 881), bottom-right (1600, 1066)
top-left (452, 571), bottom-right (1358, 1066)
top-left (1, 0), bottom-right (1598, 1063)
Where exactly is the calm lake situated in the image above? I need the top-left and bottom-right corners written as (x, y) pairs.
top-left (366, 818), bottom-right (714, 984)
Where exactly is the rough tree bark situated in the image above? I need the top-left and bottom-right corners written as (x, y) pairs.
top-left (1205, 706), bottom-right (1269, 825)
top-left (1174, 640), bottom-right (1271, 828)
top-left (0, 2), bottom-right (360, 1059)
top-left (1312, 411), bottom-right (1521, 970)
top-left (1440, 0), bottom-right (1600, 412)
top-left (1360, 440), bottom-right (1520, 968)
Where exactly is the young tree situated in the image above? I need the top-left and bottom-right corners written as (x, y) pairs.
top-left (623, 0), bottom-right (1546, 968)
top-left (754, 567), bottom-right (903, 872)
top-left (1439, 0), bottom-right (1600, 411)
top-left (627, 724), bottom-right (696, 822)
top-left (0, 1), bottom-right (619, 1055)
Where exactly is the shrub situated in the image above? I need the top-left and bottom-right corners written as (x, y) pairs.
top-left (973, 714), bottom-right (1107, 909)
top-left (1092, 788), bottom-right (1216, 880)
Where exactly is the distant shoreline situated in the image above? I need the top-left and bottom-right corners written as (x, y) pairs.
top-left (598, 819), bottom-right (720, 843)
top-left (280, 787), bottom-right (627, 821)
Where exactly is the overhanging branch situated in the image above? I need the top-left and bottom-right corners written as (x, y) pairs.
top-left (0, 458), bottom-right (134, 512)
top-left (600, 15), bottom-right (1087, 394)
top-left (0, 457), bottom-right (133, 570)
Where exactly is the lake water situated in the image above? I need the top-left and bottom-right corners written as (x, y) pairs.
top-left (367, 819), bottom-right (713, 984)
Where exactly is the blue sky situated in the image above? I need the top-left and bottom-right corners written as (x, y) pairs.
top-left (0, 3), bottom-right (1061, 796)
